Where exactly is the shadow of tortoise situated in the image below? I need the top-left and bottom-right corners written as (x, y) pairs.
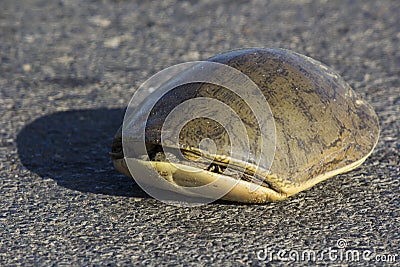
top-left (17, 107), bottom-right (149, 198)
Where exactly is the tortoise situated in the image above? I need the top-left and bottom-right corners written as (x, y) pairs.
top-left (111, 48), bottom-right (379, 203)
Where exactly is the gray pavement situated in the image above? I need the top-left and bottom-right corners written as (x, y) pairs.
top-left (1, 0), bottom-right (399, 266)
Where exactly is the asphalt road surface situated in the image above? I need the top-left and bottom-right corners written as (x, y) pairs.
top-left (1, 0), bottom-right (399, 266)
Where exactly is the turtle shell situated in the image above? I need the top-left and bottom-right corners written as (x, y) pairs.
top-left (112, 48), bottom-right (380, 203)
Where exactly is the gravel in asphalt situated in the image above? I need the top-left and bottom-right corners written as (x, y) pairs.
top-left (0, 0), bottom-right (399, 265)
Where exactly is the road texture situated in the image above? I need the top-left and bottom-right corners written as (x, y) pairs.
top-left (1, 0), bottom-right (399, 266)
